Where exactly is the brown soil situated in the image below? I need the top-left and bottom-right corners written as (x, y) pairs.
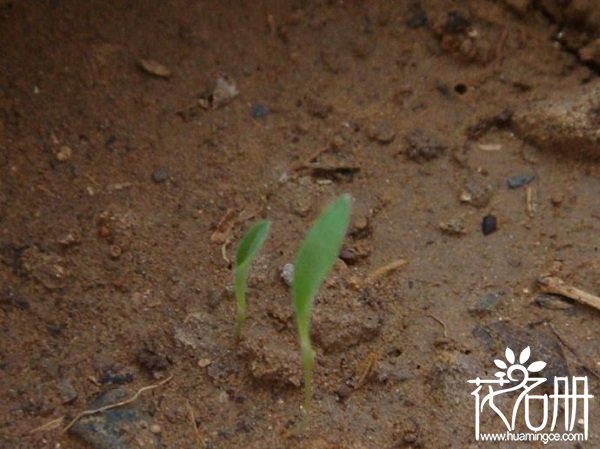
top-left (1, 1), bottom-right (599, 448)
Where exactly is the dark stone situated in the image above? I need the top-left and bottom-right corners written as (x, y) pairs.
top-left (443, 11), bottom-right (470, 34)
top-left (535, 294), bottom-right (574, 310)
top-left (100, 366), bottom-right (135, 385)
top-left (306, 98), bottom-right (332, 119)
top-left (151, 167), bottom-right (169, 183)
top-left (507, 174), bottom-right (535, 189)
top-left (70, 387), bottom-right (159, 449)
top-left (481, 214), bottom-right (497, 235)
top-left (469, 291), bottom-right (506, 313)
top-left (250, 104), bottom-right (268, 119)
top-left (405, 129), bottom-right (446, 161)
top-left (406, 9), bottom-right (427, 29)
top-left (339, 247), bottom-right (360, 265)
top-left (137, 344), bottom-right (170, 374)
top-left (58, 378), bottom-right (78, 404)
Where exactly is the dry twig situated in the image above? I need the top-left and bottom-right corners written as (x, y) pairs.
top-left (186, 401), bottom-right (204, 448)
top-left (61, 375), bottom-right (173, 432)
top-left (537, 276), bottom-right (600, 312)
top-left (365, 259), bottom-right (408, 285)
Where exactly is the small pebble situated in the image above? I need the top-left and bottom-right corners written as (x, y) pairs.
top-left (330, 134), bottom-right (345, 149)
top-left (444, 10), bottom-right (470, 34)
top-left (56, 145), bottom-right (72, 161)
top-left (439, 218), bottom-right (466, 236)
top-left (197, 358), bottom-right (212, 368)
top-left (481, 214), bottom-right (497, 235)
top-left (339, 247), bottom-right (359, 265)
top-left (406, 9), bottom-right (427, 29)
top-left (109, 244), bottom-right (122, 259)
top-left (469, 291), bottom-right (505, 313)
top-left (507, 174), bottom-right (535, 189)
top-left (336, 384), bottom-right (352, 400)
top-left (150, 424), bottom-right (161, 435)
top-left (550, 194), bottom-right (564, 206)
top-left (250, 103), bottom-right (268, 119)
top-left (58, 378), bottom-right (78, 404)
top-left (152, 167), bottom-right (169, 183)
top-left (280, 263), bottom-right (294, 287)
top-left (535, 294), bottom-right (573, 310)
top-left (366, 123), bottom-right (396, 144)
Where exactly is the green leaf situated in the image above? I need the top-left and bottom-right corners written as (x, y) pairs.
top-left (292, 194), bottom-right (351, 422)
top-left (234, 219), bottom-right (271, 338)
top-left (292, 194), bottom-right (351, 335)
top-left (235, 219), bottom-right (271, 270)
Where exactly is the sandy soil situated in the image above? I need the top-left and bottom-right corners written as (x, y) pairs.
top-left (1, 1), bottom-right (600, 448)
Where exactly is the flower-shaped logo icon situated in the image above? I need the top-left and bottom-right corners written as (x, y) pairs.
top-left (493, 347), bottom-right (546, 385)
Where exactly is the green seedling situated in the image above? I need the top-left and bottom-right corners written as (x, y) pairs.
top-left (292, 194), bottom-right (351, 420)
top-left (234, 219), bottom-right (271, 339)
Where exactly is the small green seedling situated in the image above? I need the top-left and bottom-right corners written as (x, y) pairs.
top-left (234, 219), bottom-right (271, 339)
top-left (292, 194), bottom-right (351, 420)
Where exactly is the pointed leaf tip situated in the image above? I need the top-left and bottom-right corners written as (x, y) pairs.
top-left (235, 220), bottom-right (271, 268)
top-left (292, 194), bottom-right (352, 323)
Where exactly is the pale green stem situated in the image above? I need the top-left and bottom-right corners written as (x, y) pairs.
top-left (298, 320), bottom-right (314, 425)
top-left (234, 266), bottom-right (248, 340)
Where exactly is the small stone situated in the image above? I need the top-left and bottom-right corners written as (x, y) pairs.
top-left (99, 366), bottom-right (135, 385)
top-left (150, 424), bottom-right (161, 434)
top-left (139, 59), bottom-right (172, 79)
top-left (137, 344), bottom-right (170, 374)
top-left (405, 129), bottom-right (446, 161)
top-left (70, 387), bottom-right (158, 449)
top-left (350, 216), bottom-right (371, 239)
top-left (336, 384), bottom-right (352, 400)
top-left (462, 176), bottom-right (494, 208)
top-left (197, 358), bottom-right (212, 368)
top-left (280, 263), bottom-right (294, 287)
top-left (507, 174), bottom-right (535, 189)
top-left (152, 167), bottom-right (169, 183)
top-left (291, 189), bottom-right (312, 217)
top-left (250, 104), bottom-right (268, 119)
top-left (550, 194), bottom-right (564, 207)
top-left (306, 98), bottom-right (332, 119)
top-left (58, 378), bottom-right (78, 404)
top-left (218, 390), bottom-right (230, 403)
top-left (511, 80), bottom-right (600, 158)
top-left (339, 247), bottom-right (359, 265)
top-left (210, 75), bottom-right (239, 109)
top-left (403, 431), bottom-right (419, 445)
top-left (56, 145), bottom-right (72, 161)
top-left (109, 244), bottom-right (122, 259)
top-left (367, 123), bottom-right (396, 144)
top-left (443, 10), bottom-right (470, 34)
top-left (330, 134), bottom-right (345, 149)
top-left (460, 190), bottom-right (473, 203)
top-left (535, 294), bottom-right (573, 310)
top-left (207, 290), bottom-right (224, 310)
top-left (406, 9), bottom-right (427, 29)
top-left (439, 218), bottom-right (466, 236)
top-left (481, 214), bottom-right (497, 235)
top-left (469, 291), bottom-right (505, 313)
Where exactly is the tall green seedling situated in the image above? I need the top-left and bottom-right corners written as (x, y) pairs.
top-left (234, 220), bottom-right (271, 339)
top-left (292, 194), bottom-right (351, 420)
